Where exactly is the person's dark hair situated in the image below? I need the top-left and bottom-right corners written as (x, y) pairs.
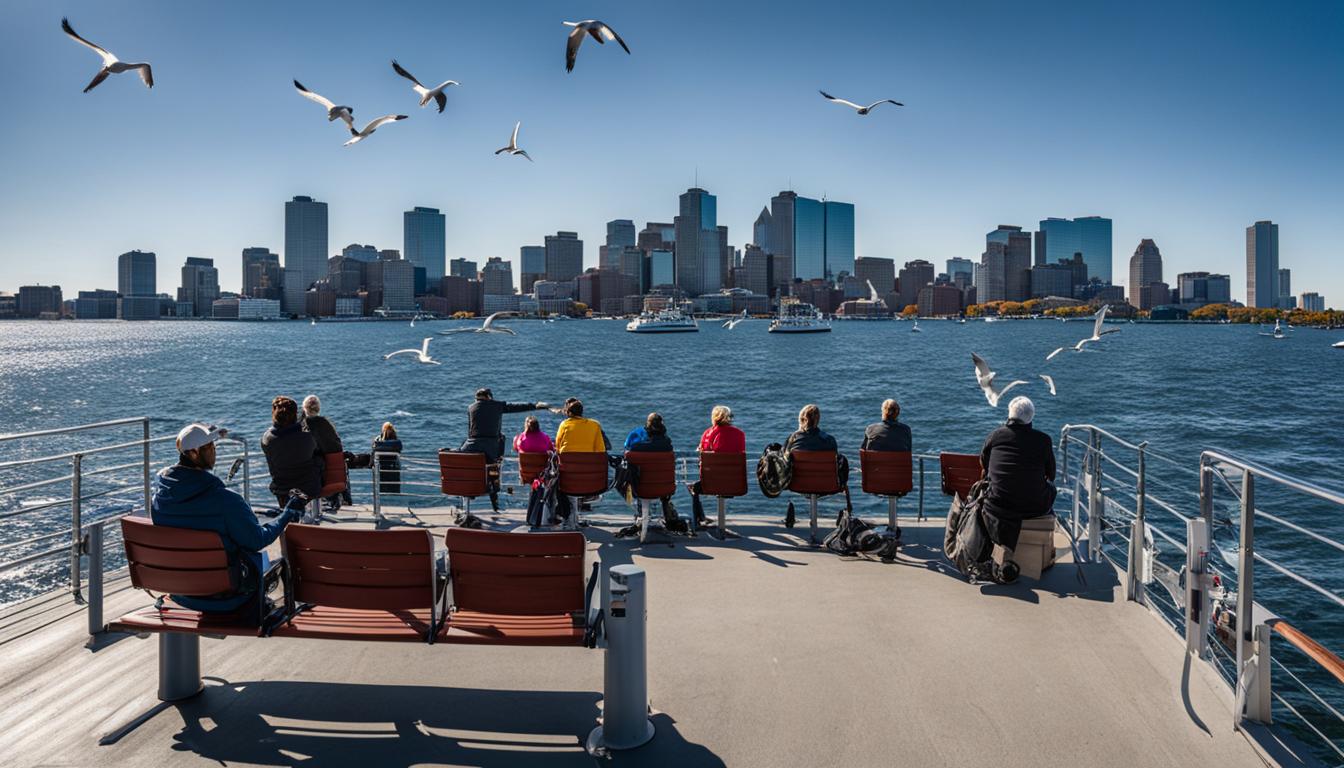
top-left (272, 396), bottom-right (298, 427)
top-left (566, 399), bottom-right (584, 417)
top-left (646, 412), bottom-right (665, 434)
top-left (476, 388), bottom-right (493, 400)
top-left (523, 415), bottom-right (540, 434)
top-left (380, 422), bottom-right (397, 441)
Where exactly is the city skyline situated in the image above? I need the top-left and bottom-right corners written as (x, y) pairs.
top-left (1, 1), bottom-right (1339, 303)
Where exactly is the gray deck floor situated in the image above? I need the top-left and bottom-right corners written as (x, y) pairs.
top-left (0, 505), bottom-right (1273, 767)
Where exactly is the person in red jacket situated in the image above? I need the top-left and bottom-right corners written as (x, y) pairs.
top-left (687, 405), bottom-right (746, 528)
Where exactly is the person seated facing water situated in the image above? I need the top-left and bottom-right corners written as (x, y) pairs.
top-left (261, 396), bottom-right (322, 508)
top-left (460, 388), bottom-right (549, 510)
top-left (151, 423), bottom-right (301, 622)
top-left (686, 405), bottom-right (746, 529)
top-left (513, 415), bottom-right (553, 454)
top-left (554, 398), bottom-right (610, 453)
top-left (623, 412), bottom-right (680, 530)
top-left (979, 396), bottom-right (1056, 581)
top-left (785, 403), bottom-right (837, 454)
top-left (372, 422), bottom-right (403, 495)
top-left (861, 398), bottom-right (912, 452)
top-left (301, 394), bottom-right (348, 506)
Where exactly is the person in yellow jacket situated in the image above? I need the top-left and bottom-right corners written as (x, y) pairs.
top-left (554, 398), bottom-right (611, 453)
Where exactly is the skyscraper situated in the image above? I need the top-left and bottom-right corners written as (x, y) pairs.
top-left (544, 231), bottom-right (584, 282)
top-left (1246, 220), bottom-right (1279, 309)
top-left (768, 191), bottom-right (796, 285)
top-left (342, 244), bottom-right (379, 262)
top-left (675, 187), bottom-right (719, 295)
top-left (823, 201), bottom-right (855, 281)
top-left (1278, 268), bottom-right (1292, 308)
top-left (986, 225), bottom-right (1032, 301)
top-left (1127, 239), bottom-right (1163, 309)
top-left (450, 258), bottom-right (478, 279)
top-left (178, 257), bottom-right (220, 317)
top-left (284, 196), bottom-right (328, 314)
top-left (854, 257), bottom-right (896, 295)
top-left (519, 246), bottom-right (545, 294)
top-left (753, 207), bottom-right (772, 253)
top-left (601, 219), bottom-right (636, 271)
top-left (897, 260), bottom-right (935, 310)
top-left (481, 257), bottom-right (514, 296)
top-left (792, 196), bottom-right (825, 282)
top-left (241, 247), bottom-right (282, 300)
top-left (403, 206), bottom-right (446, 281)
top-left (1301, 292), bottom-right (1325, 312)
top-left (1176, 272), bottom-right (1232, 307)
top-left (1038, 216), bottom-right (1112, 284)
top-left (946, 258), bottom-right (975, 283)
top-left (117, 250), bottom-right (158, 320)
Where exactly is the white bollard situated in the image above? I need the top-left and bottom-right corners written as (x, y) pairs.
top-left (587, 565), bottom-right (654, 754)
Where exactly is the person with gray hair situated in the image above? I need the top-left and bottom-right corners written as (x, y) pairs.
top-left (979, 395), bottom-right (1056, 572)
top-left (861, 398), bottom-right (912, 452)
top-left (300, 395), bottom-right (344, 455)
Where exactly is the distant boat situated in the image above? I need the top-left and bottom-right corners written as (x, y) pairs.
top-left (310, 318), bottom-right (316, 326)
top-left (910, 320), bottom-right (922, 333)
top-left (983, 317), bottom-right (999, 324)
top-left (626, 308), bottom-right (698, 333)
top-left (769, 303), bottom-right (831, 334)
top-left (1333, 341), bottom-right (1344, 349)
top-left (1259, 318), bottom-right (1287, 339)
top-left (957, 318), bottom-right (967, 325)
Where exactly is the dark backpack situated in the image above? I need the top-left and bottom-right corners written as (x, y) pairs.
top-left (823, 507), bottom-right (900, 561)
top-left (756, 443), bottom-right (792, 498)
top-left (943, 479), bottom-right (996, 581)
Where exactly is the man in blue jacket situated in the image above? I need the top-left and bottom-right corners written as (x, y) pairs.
top-left (151, 423), bottom-right (301, 620)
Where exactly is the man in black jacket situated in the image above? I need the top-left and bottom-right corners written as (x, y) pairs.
top-left (979, 396), bottom-right (1056, 561)
top-left (460, 388), bottom-right (549, 509)
top-left (861, 399), bottom-right (912, 452)
top-left (261, 396), bottom-right (322, 509)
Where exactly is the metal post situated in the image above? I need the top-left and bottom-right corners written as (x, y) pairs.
top-left (158, 633), bottom-right (203, 701)
top-left (809, 496), bottom-right (819, 545)
top-left (1059, 432), bottom-right (1070, 482)
top-left (1126, 444), bottom-right (1148, 602)
top-left (1235, 471), bottom-right (1267, 722)
top-left (1240, 623), bottom-right (1273, 725)
top-left (85, 523), bottom-right (103, 636)
top-left (1185, 516), bottom-right (1210, 657)
top-left (1087, 438), bottom-right (1103, 562)
top-left (371, 455), bottom-right (382, 519)
top-left (241, 439), bottom-right (251, 505)
top-left (587, 565), bottom-right (654, 755)
top-left (917, 457), bottom-right (925, 521)
top-left (888, 497), bottom-right (897, 531)
top-left (71, 453), bottom-right (83, 602)
top-left (142, 418), bottom-right (152, 514)
top-left (715, 497), bottom-right (729, 541)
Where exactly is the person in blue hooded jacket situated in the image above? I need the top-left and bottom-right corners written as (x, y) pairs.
top-left (151, 422), bottom-right (301, 620)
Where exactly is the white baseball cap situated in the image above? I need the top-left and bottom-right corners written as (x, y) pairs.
top-left (176, 423), bottom-right (228, 453)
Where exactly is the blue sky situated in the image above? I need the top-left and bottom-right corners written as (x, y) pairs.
top-left (1, 0), bottom-right (1340, 305)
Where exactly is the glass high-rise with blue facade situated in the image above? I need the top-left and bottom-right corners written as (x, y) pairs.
top-left (284, 196), bottom-right (328, 314)
top-left (1246, 220), bottom-right (1279, 308)
top-left (793, 196), bottom-right (825, 281)
top-left (675, 188), bottom-right (720, 295)
top-left (403, 206), bottom-right (446, 282)
top-left (1038, 216), bottom-right (1112, 284)
top-left (823, 201), bottom-right (855, 280)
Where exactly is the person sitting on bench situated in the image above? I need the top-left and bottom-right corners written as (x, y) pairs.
top-left (686, 404), bottom-right (746, 529)
top-left (785, 403), bottom-right (837, 454)
top-left (624, 412), bottom-right (680, 530)
top-left (261, 396), bottom-right (322, 508)
top-left (461, 388), bottom-right (550, 510)
top-left (301, 394), bottom-right (349, 506)
top-left (979, 396), bottom-right (1056, 581)
top-left (861, 398), bottom-right (912, 452)
top-left (151, 422), bottom-right (302, 622)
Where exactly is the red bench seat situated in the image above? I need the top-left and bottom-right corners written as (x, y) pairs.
top-left (440, 610), bottom-right (586, 646)
top-left (107, 604), bottom-right (264, 637)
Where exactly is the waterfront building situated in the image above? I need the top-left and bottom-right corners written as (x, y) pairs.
top-left (17, 285), bottom-right (63, 318)
top-left (74, 289), bottom-right (118, 319)
top-left (601, 219), bottom-right (636, 271)
top-left (305, 282), bottom-right (337, 317)
top-left (519, 246), bottom-right (545, 294)
top-left (617, 246), bottom-right (646, 294)
top-left (1301, 292), bottom-right (1325, 312)
top-left (533, 280), bottom-right (576, 301)
top-left (897, 260), bottom-right (935, 310)
top-left (1033, 230), bottom-right (1046, 267)
top-left (795, 278), bottom-right (841, 314)
top-left (1031, 264), bottom-right (1075, 299)
top-left (117, 250), bottom-right (158, 321)
top-left (1143, 282), bottom-right (1172, 310)
top-left (440, 275), bottom-right (483, 315)
top-left (379, 249), bottom-right (401, 261)
top-left (1176, 272), bottom-right (1231, 307)
top-left (483, 293), bottom-right (521, 314)
top-left (718, 225), bottom-right (733, 289)
top-left (1038, 216), bottom-right (1113, 284)
top-left (823, 201), bottom-right (855, 280)
top-left (450, 258), bottom-right (478, 279)
top-left (1278, 268), bottom-right (1293, 309)
top-left (403, 206), bottom-right (446, 281)
top-left (946, 258), bottom-right (974, 284)
top-left (178, 257), bottom-right (219, 318)
top-left (327, 256), bottom-right (366, 298)
top-left (675, 187), bottom-right (720, 295)
top-left (0, 292), bottom-right (15, 319)
top-left (1127, 239), bottom-right (1164, 310)
top-left (917, 283), bottom-right (962, 317)
top-left (637, 222), bottom-right (675, 255)
top-left (334, 297), bottom-right (363, 317)
top-left (1080, 281), bottom-right (1125, 304)
top-left (985, 225), bottom-right (1032, 301)
top-left (378, 259), bottom-right (415, 312)
top-left (1246, 220), bottom-right (1279, 309)
top-left (855, 257), bottom-right (896, 296)
top-left (481, 257), bottom-right (514, 296)
top-left (792, 196), bottom-right (825, 282)
top-left (544, 231), bottom-right (584, 283)
top-left (241, 248), bottom-right (282, 300)
top-left (342, 244), bottom-right (379, 262)
top-left (577, 267), bottom-right (625, 312)
top-left (741, 245), bottom-right (773, 297)
top-left (284, 196), bottom-right (328, 314)
top-left (753, 207), bottom-right (772, 254)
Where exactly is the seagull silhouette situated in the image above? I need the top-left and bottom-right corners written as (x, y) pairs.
top-left (563, 20), bottom-right (630, 72)
top-left (62, 18), bottom-right (153, 93)
top-left (390, 60), bottom-right (458, 113)
top-left (819, 90), bottom-right (902, 115)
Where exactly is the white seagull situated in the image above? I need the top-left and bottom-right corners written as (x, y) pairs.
top-left (563, 20), bottom-right (630, 72)
top-left (495, 122), bottom-right (532, 161)
top-left (722, 310), bottom-right (748, 329)
top-left (293, 80), bottom-right (354, 130)
top-left (818, 91), bottom-right (903, 115)
top-left (390, 60), bottom-right (458, 113)
top-left (1046, 304), bottom-right (1120, 360)
top-left (1040, 374), bottom-right (1057, 396)
top-left (971, 352), bottom-right (1028, 408)
top-left (62, 18), bottom-right (153, 93)
top-left (437, 312), bottom-right (518, 336)
top-left (344, 114), bottom-right (408, 146)
top-left (383, 337), bottom-right (440, 365)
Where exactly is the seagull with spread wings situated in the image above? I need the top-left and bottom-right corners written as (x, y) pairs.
top-left (563, 20), bottom-right (630, 72)
top-left (61, 18), bottom-right (153, 93)
top-left (390, 60), bottom-right (458, 113)
top-left (293, 80), bottom-right (355, 130)
top-left (344, 114), bottom-right (408, 146)
top-left (819, 90), bottom-right (902, 115)
top-left (972, 352), bottom-right (1028, 408)
top-left (438, 312), bottom-right (519, 335)
top-left (383, 338), bottom-right (440, 365)
top-left (1046, 304), bottom-right (1120, 360)
top-left (495, 122), bottom-right (532, 161)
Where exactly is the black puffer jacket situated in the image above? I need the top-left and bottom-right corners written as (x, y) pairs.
top-left (980, 419), bottom-right (1056, 523)
top-left (261, 422), bottom-right (322, 499)
top-left (301, 414), bottom-right (344, 455)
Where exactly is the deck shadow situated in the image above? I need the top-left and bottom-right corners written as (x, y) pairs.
top-left (145, 680), bottom-right (722, 767)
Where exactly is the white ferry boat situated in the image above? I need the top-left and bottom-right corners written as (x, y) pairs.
top-left (625, 308), bottom-right (698, 333)
top-left (768, 303), bottom-right (831, 334)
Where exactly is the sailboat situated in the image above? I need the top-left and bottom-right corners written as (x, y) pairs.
top-left (1259, 318), bottom-right (1287, 339)
top-left (911, 319), bottom-right (922, 333)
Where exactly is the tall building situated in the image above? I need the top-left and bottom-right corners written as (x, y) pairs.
top-left (618, 246), bottom-right (646, 294)
top-left (601, 219), bottom-right (636, 271)
top-left (1301, 292), bottom-right (1325, 312)
top-left (117, 250), bottom-right (158, 320)
top-left (647, 250), bottom-right (675, 288)
top-left (450, 258), bottom-right (478, 279)
top-left (897, 260), bottom-right (935, 310)
top-left (637, 222), bottom-right (675, 254)
top-left (675, 187), bottom-right (720, 295)
top-left (74, 289), bottom-right (118, 319)
top-left (544, 231), bottom-right (584, 282)
top-left (1127, 239), bottom-right (1164, 310)
top-left (854, 257), bottom-right (896, 296)
top-left (768, 191), bottom-right (796, 285)
top-left (1176, 272), bottom-right (1231, 307)
top-left (17, 285), bottom-right (63, 318)
top-left (1245, 220), bottom-right (1279, 309)
top-left (284, 196), bottom-right (328, 314)
top-left (376, 259), bottom-right (415, 312)
top-left (946, 258), bottom-right (975, 283)
top-left (985, 225), bottom-right (1032, 301)
top-left (1038, 216), bottom-right (1112, 284)
top-left (481, 257), bottom-right (514, 296)
top-left (403, 206), bottom-right (446, 281)
top-left (792, 196), bottom-right (825, 281)
top-left (178, 257), bottom-right (220, 317)
top-left (342, 244), bottom-right (379, 262)
top-left (1030, 264), bottom-right (1074, 298)
top-left (741, 245), bottom-right (774, 297)
top-left (1278, 268), bottom-right (1292, 308)
top-left (753, 207), bottom-right (772, 253)
top-left (327, 255), bottom-right (366, 296)
top-left (823, 201), bottom-right (855, 280)
top-left (241, 247), bottom-right (282, 300)
top-left (519, 246), bottom-right (545, 294)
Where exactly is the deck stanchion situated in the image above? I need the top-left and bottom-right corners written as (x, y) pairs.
top-left (372, 456), bottom-right (382, 520)
top-left (1236, 471), bottom-right (1272, 724)
top-left (587, 565), bottom-right (654, 755)
top-left (241, 439), bottom-right (252, 505)
top-left (142, 418), bottom-right (152, 513)
top-left (158, 633), bottom-right (203, 701)
top-left (917, 457), bottom-right (925, 521)
top-left (1087, 437), bottom-right (1103, 562)
top-left (1185, 516), bottom-right (1210, 658)
top-left (71, 453), bottom-right (83, 602)
top-left (1126, 443), bottom-right (1148, 602)
top-left (85, 523), bottom-right (103, 636)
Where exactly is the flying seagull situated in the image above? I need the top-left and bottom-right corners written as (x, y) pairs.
top-left (1040, 374), bottom-right (1057, 396)
top-left (390, 60), bottom-right (458, 113)
top-left (383, 337), bottom-right (440, 365)
top-left (1046, 304), bottom-right (1120, 360)
top-left (818, 91), bottom-right (902, 115)
top-left (344, 114), bottom-right (407, 146)
top-left (61, 18), bottom-right (153, 92)
top-left (563, 20), bottom-right (630, 72)
top-left (438, 312), bottom-right (518, 336)
top-left (971, 352), bottom-right (1027, 408)
top-left (495, 122), bottom-right (532, 161)
top-left (293, 80), bottom-right (354, 130)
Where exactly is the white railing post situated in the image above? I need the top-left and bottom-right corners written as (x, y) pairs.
top-left (71, 453), bottom-right (83, 602)
top-left (241, 439), bottom-right (252, 505)
top-left (1126, 443), bottom-right (1147, 602)
top-left (1235, 471), bottom-right (1272, 724)
top-left (372, 453), bottom-right (382, 519)
top-left (1185, 515), bottom-right (1210, 658)
top-left (1087, 434), bottom-right (1103, 562)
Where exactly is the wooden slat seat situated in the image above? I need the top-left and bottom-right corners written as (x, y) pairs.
top-left (698, 452), bottom-right (748, 498)
top-left (625, 451), bottom-right (676, 500)
top-left (440, 611), bottom-right (586, 646)
top-left (557, 452), bottom-right (609, 497)
top-left (271, 606), bottom-right (436, 642)
top-left (860, 450), bottom-right (913, 497)
top-left (438, 450), bottom-right (490, 499)
top-left (518, 451), bottom-right (549, 486)
top-left (107, 605), bottom-right (264, 637)
top-left (319, 452), bottom-right (347, 498)
top-left (940, 453), bottom-right (982, 501)
top-left (789, 450), bottom-right (841, 496)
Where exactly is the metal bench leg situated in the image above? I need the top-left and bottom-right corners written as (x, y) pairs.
top-left (713, 497), bottom-right (737, 541)
top-left (158, 633), bottom-right (203, 701)
top-left (587, 565), bottom-right (654, 756)
top-left (809, 496), bottom-right (819, 545)
top-left (888, 497), bottom-right (898, 531)
top-left (639, 500), bottom-right (651, 544)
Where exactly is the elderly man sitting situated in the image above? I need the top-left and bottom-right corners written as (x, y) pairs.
top-left (979, 396), bottom-right (1056, 582)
